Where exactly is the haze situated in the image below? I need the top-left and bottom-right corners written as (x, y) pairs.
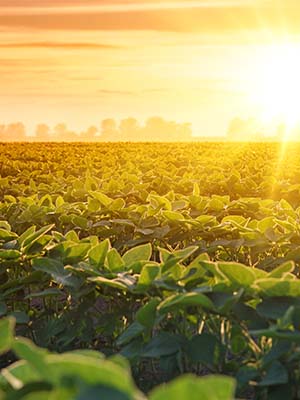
top-left (1, 0), bottom-right (300, 140)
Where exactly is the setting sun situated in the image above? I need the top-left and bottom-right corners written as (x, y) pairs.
top-left (251, 43), bottom-right (300, 138)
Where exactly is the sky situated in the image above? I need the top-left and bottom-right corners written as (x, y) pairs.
top-left (1, 0), bottom-right (300, 137)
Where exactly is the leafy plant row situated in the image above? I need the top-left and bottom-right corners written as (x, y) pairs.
top-left (0, 317), bottom-right (235, 400)
top-left (2, 142), bottom-right (300, 205)
top-left (2, 222), bottom-right (300, 397)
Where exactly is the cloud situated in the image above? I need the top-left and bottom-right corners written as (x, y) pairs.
top-left (0, 42), bottom-right (122, 49)
top-left (97, 89), bottom-right (137, 96)
top-left (0, 1), bottom-right (264, 8)
top-left (0, 3), bottom-right (299, 34)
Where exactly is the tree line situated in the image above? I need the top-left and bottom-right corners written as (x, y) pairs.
top-left (0, 117), bottom-right (193, 142)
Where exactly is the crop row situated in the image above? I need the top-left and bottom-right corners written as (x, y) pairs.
top-left (1, 221), bottom-right (300, 398)
top-left (2, 142), bottom-right (300, 205)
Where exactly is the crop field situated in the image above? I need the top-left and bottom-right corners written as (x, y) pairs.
top-left (2, 142), bottom-right (300, 399)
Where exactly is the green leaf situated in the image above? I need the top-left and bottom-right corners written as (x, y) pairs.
top-left (217, 262), bottom-right (256, 288)
top-left (0, 302), bottom-right (7, 317)
top-left (32, 257), bottom-right (79, 288)
top-left (258, 361), bottom-right (288, 387)
top-left (88, 239), bottom-right (110, 268)
top-left (256, 297), bottom-right (300, 320)
top-left (116, 322), bottom-right (145, 346)
top-left (122, 243), bottom-right (152, 266)
top-left (24, 288), bottom-right (62, 299)
top-left (46, 353), bottom-right (137, 396)
top-left (72, 215), bottom-right (89, 230)
top-left (12, 337), bottom-right (49, 378)
top-left (142, 333), bottom-right (182, 358)
top-left (149, 375), bottom-right (236, 400)
top-left (256, 279), bottom-right (300, 297)
top-left (158, 292), bottom-right (214, 314)
top-left (88, 276), bottom-right (130, 291)
top-left (0, 249), bottom-right (21, 260)
top-left (162, 211), bottom-right (185, 221)
top-left (0, 229), bottom-right (18, 241)
top-left (9, 312), bottom-right (29, 324)
top-left (0, 317), bottom-right (15, 354)
top-left (136, 264), bottom-right (160, 292)
top-left (77, 385), bottom-right (132, 400)
top-left (186, 333), bottom-right (221, 366)
top-left (107, 249), bottom-right (125, 272)
top-left (64, 243), bottom-right (91, 263)
top-left (136, 298), bottom-right (160, 330)
top-left (268, 261), bottom-right (295, 278)
top-left (21, 225), bottom-right (55, 251)
top-left (0, 221), bottom-right (11, 230)
top-left (89, 191), bottom-right (113, 207)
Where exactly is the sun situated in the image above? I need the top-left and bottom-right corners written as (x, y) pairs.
top-left (250, 43), bottom-right (300, 138)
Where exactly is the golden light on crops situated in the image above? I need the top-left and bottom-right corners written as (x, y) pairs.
top-left (250, 43), bottom-right (300, 141)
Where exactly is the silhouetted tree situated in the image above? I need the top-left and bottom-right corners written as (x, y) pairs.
top-left (119, 118), bottom-right (140, 141)
top-left (35, 124), bottom-right (50, 141)
top-left (100, 119), bottom-right (119, 141)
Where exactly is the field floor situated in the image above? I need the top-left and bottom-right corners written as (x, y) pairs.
top-left (1, 142), bottom-right (300, 399)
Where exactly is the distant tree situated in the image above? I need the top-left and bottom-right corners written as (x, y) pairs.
top-left (100, 119), bottom-right (119, 141)
top-left (227, 117), bottom-right (263, 141)
top-left (227, 117), bottom-right (245, 140)
top-left (0, 124), bottom-right (5, 141)
top-left (144, 117), bottom-right (167, 141)
top-left (35, 124), bottom-right (50, 141)
top-left (119, 118), bottom-right (140, 141)
top-left (54, 123), bottom-right (67, 139)
top-left (142, 117), bottom-right (192, 141)
top-left (80, 125), bottom-right (98, 141)
top-left (5, 123), bottom-right (26, 141)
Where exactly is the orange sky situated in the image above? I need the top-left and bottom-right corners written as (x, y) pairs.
top-left (1, 0), bottom-right (300, 136)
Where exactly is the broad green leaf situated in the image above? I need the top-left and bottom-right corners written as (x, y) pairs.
top-left (268, 261), bottom-right (295, 278)
top-left (218, 262), bottom-right (256, 287)
top-left (162, 211), bottom-right (185, 221)
top-left (12, 337), bottom-right (49, 378)
top-left (136, 264), bottom-right (160, 291)
top-left (186, 333), bottom-right (221, 366)
top-left (0, 229), bottom-right (18, 241)
top-left (0, 317), bottom-right (15, 354)
top-left (0, 250), bottom-right (21, 260)
top-left (158, 292), bottom-right (214, 314)
top-left (46, 353), bottom-right (136, 395)
top-left (0, 221), bottom-right (11, 230)
top-left (0, 360), bottom-right (41, 389)
top-left (77, 386), bottom-right (132, 400)
top-left (89, 191), bottom-right (112, 207)
top-left (149, 375), bottom-right (236, 400)
top-left (136, 298), bottom-right (160, 330)
top-left (21, 225), bottom-right (55, 251)
top-left (32, 257), bottom-right (79, 288)
top-left (72, 215), bottom-right (89, 230)
top-left (258, 361), bottom-right (288, 387)
top-left (107, 249), bottom-right (125, 272)
top-left (256, 279), bottom-right (300, 297)
top-left (122, 243), bottom-right (152, 266)
top-left (64, 243), bottom-right (91, 263)
top-left (116, 322), bottom-right (145, 346)
top-left (89, 239), bottom-right (110, 268)
top-left (24, 288), bottom-right (62, 299)
top-left (142, 332), bottom-right (182, 358)
top-left (0, 302), bottom-right (7, 317)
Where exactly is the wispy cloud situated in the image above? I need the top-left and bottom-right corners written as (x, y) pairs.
top-left (0, 1), bottom-right (266, 11)
top-left (0, 42), bottom-right (122, 49)
top-left (0, 2), bottom-right (299, 33)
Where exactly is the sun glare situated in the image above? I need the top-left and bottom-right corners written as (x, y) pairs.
top-left (251, 43), bottom-right (300, 139)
